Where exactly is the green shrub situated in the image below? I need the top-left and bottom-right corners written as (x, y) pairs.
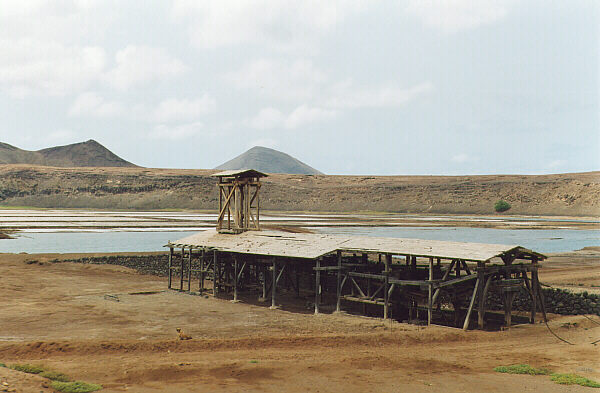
top-left (494, 200), bottom-right (511, 213)
top-left (9, 364), bottom-right (45, 374)
top-left (40, 370), bottom-right (71, 382)
top-left (494, 364), bottom-right (551, 375)
top-left (550, 373), bottom-right (600, 388)
top-left (50, 381), bottom-right (103, 393)
top-left (0, 363), bottom-right (6, 368)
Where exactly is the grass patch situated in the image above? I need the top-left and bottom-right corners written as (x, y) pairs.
top-left (40, 370), bottom-right (71, 382)
top-left (0, 363), bottom-right (6, 368)
top-left (551, 373), bottom-right (600, 388)
top-left (494, 364), bottom-right (551, 375)
top-left (50, 381), bottom-right (102, 393)
top-left (249, 360), bottom-right (258, 364)
top-left (9, 363), bottom-right (45, 374)
top-left (494, 200), bottom-right (512, 213)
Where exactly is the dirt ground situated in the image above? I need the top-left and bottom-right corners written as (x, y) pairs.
top-left (1, 165), bottom-right (599, 216)
top-left (0, 252), bottom-right (599, 393)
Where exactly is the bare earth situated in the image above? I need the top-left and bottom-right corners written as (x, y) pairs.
top-left (0, 165), bottom-right (598, 215)
top-left (0, 252), bottom-right (599, 393)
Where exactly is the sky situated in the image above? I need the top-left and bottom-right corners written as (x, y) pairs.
top-left (0, 0), bottom-right (598, 175)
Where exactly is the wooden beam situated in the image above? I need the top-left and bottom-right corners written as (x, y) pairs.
top-left (315, 258), bottom-right (321, 314)
top-left (213, 250), bottom-right (218, 296)
top-left (270, 259), bottom-right (278, 309)
top-left (384, 254), bottom-right (391, 319)
top-left (167, 247), bottom-right (173, 289)
top-left (187, 247), bottom-right (192, 292)
top-left (434, 274), bottom-right (477, 289)
top-left (233, 257), bottom-right (239, 302)
top-left (180, 247), bottom-right (184, 291)
top-left (463, 277), bottom-right (481, 330)
top-left (428, 257), bottom-right (434, 325)
top-left (336, 251), bottom-right (342, 313)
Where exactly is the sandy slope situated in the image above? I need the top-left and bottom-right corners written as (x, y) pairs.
top-left (0, 252), bottom-right (598, 392)
top-left (0, 165), bottom-right (598, 215)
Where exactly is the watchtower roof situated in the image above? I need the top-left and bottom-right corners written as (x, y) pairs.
top-left (211, 169), bottom-right (268, 179)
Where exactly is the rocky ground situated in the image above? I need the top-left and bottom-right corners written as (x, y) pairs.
top-left (0, 251), bottom-right (598, 392)
top-left (0, 165), bottom-right (598, 215)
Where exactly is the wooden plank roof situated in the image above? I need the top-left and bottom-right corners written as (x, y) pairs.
top-left (168, 229), bottom-right (545, 262)
top-left (170, 230), bottom-right (341, 259)
top-left (211, 169), bottom-right (268, 178)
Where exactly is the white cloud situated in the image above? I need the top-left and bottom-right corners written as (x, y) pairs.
top-left (153, 96), bottom-right (216, 123)
top-left (172, 0), bottom-right (367, 50)
top-left (106, 46), bottom-right (187, 90)
top-left (451, 153), bottom-right (479, 163)
top-left (286, 105), bottom-right (336, 129)
top-left (68, 92), bottom-right (123, 117)
top-left (327, 82), bottom-right (433, 109)
top-left (0, 39), bottom-right (106, 97)
top-left (46, 129), bottom-right (77, 142)
top-left (247, 107), bottom-right (286, 130)
top-left (149, 122), bottom-right (204, 140)
top-left (406, 0), bottom-right (511, 33)
top-left (547, 159), bottom-right (566, 169)
top-left (224, 58), bottom-right (327, 101)
top-left (247, 105), bottom-right (336, 130)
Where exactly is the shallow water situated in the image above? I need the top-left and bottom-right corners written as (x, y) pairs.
top-left (313, 226), bottom-right (600, 254)
top-left (1, 226), bottom-right (598, 254)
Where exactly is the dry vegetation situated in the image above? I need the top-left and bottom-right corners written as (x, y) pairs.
top-left (0, 165), bottom-right (598, 215)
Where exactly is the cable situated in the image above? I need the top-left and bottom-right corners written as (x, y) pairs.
top-left (543, 320), bottom-right (574, 345)
top-left (581, 314), bottom-right (600, 326)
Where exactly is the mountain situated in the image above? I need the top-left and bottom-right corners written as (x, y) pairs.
top-left (215, 146), bottom-right (323, 175)
top-left (0, 140), bottom-right (136, 167)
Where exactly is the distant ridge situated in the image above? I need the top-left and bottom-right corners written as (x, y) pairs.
top-left (0, 139), bottom-right (136, 167)
top-left (215, 146), bottom-right (323, 175)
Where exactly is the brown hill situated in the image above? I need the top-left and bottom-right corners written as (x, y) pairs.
top-left (216, 146), bottom-right (322, 175)
top-left (0, 140), bottom-right (136, 167)
top-left (0, 165), bottom-right (598, 216)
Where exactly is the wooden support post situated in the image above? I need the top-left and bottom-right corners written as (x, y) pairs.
top-left (504, 292), bottom-right (516, 328)
top-left (530, 258), bottom-right (538, 324)
top-left (180, 247), bottom-right (185, 290)
top-left (167, 247), bottom-right (173, 289)
top-left (455, 259), bottom-right (461, 278)
top-left (296, 267), bottom-right (300, 298)
top-left (233, 256), bottom-right (239, 302)
top-left (428, 257), bottom-right (434, 325)
top-left (260, 263), bottom-right (267, 301)
top-left (270, 259), bottom-right (278, 309)
top-left (199, 248), bottom-right (205, 294)
top-left (384, 254), bottom-right (391, 319)
top-left (336, 251), bottom-right (342, 313)
top-left (315, 258), bottom-right (321, 314)
top-left (477, 263), bottom-right (486, 329)
top-left (187, 247), bottom-right (192, 292)
top-left (213, 250), bottom-right (218, 296)
top-left (431, 260), bottom-right (455, 305)
top-left (463, 276), bottom-right (482, 330)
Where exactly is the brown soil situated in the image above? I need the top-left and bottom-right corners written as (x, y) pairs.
top-left (0, 252), bottom-right (599, 392)
top-left (0, 165), bottom-right (598, 215)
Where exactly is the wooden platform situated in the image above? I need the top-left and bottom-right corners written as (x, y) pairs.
top-left (166, 229), bottom-right (547, 330)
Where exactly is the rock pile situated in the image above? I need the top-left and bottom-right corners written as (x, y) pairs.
top-left (486, 288), bottom-right (600, 316)
top-left (59, 255), bottom-right (170, 276)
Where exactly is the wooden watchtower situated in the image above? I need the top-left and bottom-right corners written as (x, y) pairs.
top-left (212, 169), bottom-right (267, 233)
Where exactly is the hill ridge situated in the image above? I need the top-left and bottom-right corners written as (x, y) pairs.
top-left (0, 139), bottom-right (136, 168)
top-left (216, 146), bottom-right (322, 175)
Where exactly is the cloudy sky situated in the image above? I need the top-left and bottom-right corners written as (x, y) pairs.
top-left (0, 0), bottom-right (597, 175)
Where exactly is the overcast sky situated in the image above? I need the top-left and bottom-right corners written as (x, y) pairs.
top-left (0, 0), bottom-right (598, 175)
